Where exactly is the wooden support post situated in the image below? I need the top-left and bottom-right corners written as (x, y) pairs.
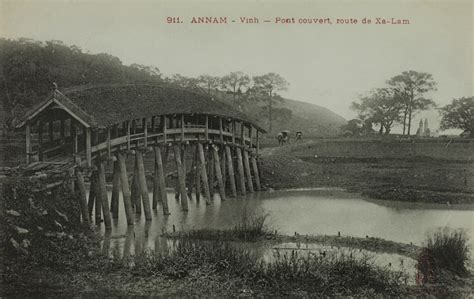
top-left (88, 172), bottom-right (96, 217)
top-left (208, 146), bottom-right (215, 197)
top-left (186, 145), bottom-right (196, 199)
top-left (126, 120), bottom-right (131, 150)
top-left (163, 116), bottom-right (167, 144)
top-left (181, 114), bottom-right (185, 142)
top-left (225, 146), bottom-right (237, 197)
top-left (143, 118), bottom-right (148, 147)
top-left (235, 147), bottom-right (246, 195)
top-left (111, 160), bottom-right (120, 219)
top-left (173, 144), bottom-right (188, 211)
top-left (249, 126), bottom-right (253, 148)
top-left (205, 115), bottom-right (209, 140)
top-left (154, 146), bottom-right (170, 215)
top-left (136, 151), bottom-right (153, 220)
top-left (117, 152), bottom-right (134, 225)
top-left (71, 122), bottom-right (78, 158)
top-left (195, 160), bottom-right (201, 201)
top-left (93, 171), bottom-right (102, 224)
top-left (38, 121), bottom-right (43, 161)
top-left (256, 131), bottom-right (260, 156)
top-left (240, 123), bottom-right (245, 145)
top-left (131, 163), bottom-right (141, 214)
top-left (152, 155), bottom-right (160, 210)
top-left (48, 121), bottom-right (54, 143)
top-left (232, 120), bottom-right (236, 144)
top-left (151, 116), bottom-right (156, 133)
top-left (251, 156), bottom-right (261, 191)
top-left (220, 147), bottom-right (226, 189)
top-left (219, 117), bottom-right (224, 143)
top-left (60, 118), bottom-right (65, 144)
top-left (75, 169), bottom-right (91, 225)
top-left (197, 143), bottom-right (211, 204)
top-left (25, 122), bottom-right (31, 164)
top-left (86, 128), bottom-right (92, 167)
top-left (243, 149), bottom-right (254, 193)
top-left (107, 128), bottom-right (111, 158)
top-left (98, 160), bottom-right (112, 230)
top-left (212, 146), bottom-right (226, 201)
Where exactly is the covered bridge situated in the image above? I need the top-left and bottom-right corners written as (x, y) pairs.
top-left (15, 84), bottom-right (265, 229)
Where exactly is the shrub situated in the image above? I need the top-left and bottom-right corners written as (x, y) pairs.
top-left (419, 228), bottom-right (470, 280)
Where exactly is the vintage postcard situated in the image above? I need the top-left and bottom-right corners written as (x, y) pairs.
top-left (0, 0), bottom-right (473, 297)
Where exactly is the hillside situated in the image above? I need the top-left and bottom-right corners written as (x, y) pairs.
top-left (0, 38), bottom-right (346, 137)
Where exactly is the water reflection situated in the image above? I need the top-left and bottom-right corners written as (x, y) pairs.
top-left (96, 189), bottom-right (474, 252)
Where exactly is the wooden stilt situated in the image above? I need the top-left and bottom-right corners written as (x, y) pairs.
top-left (98, 160), bottom-right (112, 230)
top-left (173, 144), bottom-right (188, 211)
top-left (117, 153), bottom-right (134, 225)
top-left (152, 155), bottom-right (160, 209)
top-left (225, 146), bottom-right (237, 197)
top-left (212, 146), bottom-right (226, 201)
top-left (235, 147), bottom-right (246, 195)
top-left (131, 165), bottom-right (141, 214)
top-left (208, 146), bottom-right (215, 198)
top-left (197, 143), bottom-right (211, 204)
top-left (111, 160), bottom-right (120, 219)
top-left (251, 156), bottom-right (261, 191)
top-left (94, 172), bottom-right (102, 224)
top-left (88, 173), bottom-right (96, 217)
top-left (136, 151), bottom-right (153, 221)
top-left (220, 147), bottom-right (226, 192)
top-left (195, 162), bottom-right (201, 201)
top-left (75, 169), bottom-right (90, 225)
top-left (154, 146), bottom-right (170, 215)
top-left (243, 149), bottom-right (254, 193)
top-left (186, 146), bottom-right (196, 199)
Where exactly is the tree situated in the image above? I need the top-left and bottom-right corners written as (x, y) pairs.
top-left (351, 88), bottom-right (404, 135)
top-left (196, 74), bottom-right (220, 95)
top-left (252, 73), bottom-right (289, 132)
top-left (387, 71), bottom-right (437, 135)
top-left (439, 97), bottom-right (473, 137)
top-left (340, 119), bottom-right (363, 137)
top-left (167, 74), bottom-right (198, 90)
top-left (220, 71), bottom-right (250, 102)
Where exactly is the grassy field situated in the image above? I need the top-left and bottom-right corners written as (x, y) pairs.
top-left (259, 138), bottom-right (474, 204)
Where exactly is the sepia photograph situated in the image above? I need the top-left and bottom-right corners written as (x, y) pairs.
top-left (0, 0), bottom-right (473, 297)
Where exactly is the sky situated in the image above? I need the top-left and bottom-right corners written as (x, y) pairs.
top-left (1, 0), bottom-right (472, 133)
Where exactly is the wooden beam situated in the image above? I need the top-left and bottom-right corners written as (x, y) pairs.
top-left (117, 152), bottom-right (134, 225)
top-left (256, 130), bottom-right (260, 156)
top-left (212, 146), bottom-right (226, 201)
top-left (86, 128), bottom-right (92, 167)
top-left (126, 120), bottom-right (131, 150)
top-left (163, 116), bottom-right (167, 144)
top-left (107, 128), bottom-right (111, 158)
top-left (173, 144), bottom-right (188, 211)
top-left (38, 121), bottom-right (43, 161)
top-left (75, 169), bottom-right (91, 225)
top-left (225, 146), bottom-right (237, 197)
top-left (240, 122), bottom-right (245, 145)
top-left (154, 146), bottom-right (170, 215)
top-left (235, 147), bottom-right (246, 195)
top-left (243, 149), bottom-right (254, 193)
top-left (219, 117), bottom-right (224, 143)
top-left (205, 115), bottom-right (209, 140)
top-left (25, 122), bottom-right (31, 164)
top-left (249, 126), bottom-right (253, 148)
top-left (181, 114), bottom-right (185, 142)
top-left (111, 160), bottom-right (120, 219)
top-left (71, 121), bottom-right (78, 158)
top-left (98, 160), bottom-right (112, 230)
top-left (143, 118), bottom-right (148, 147)
top-left (251, 156), bottom-right (261, 191)
top-left (136, 150), bottom-right (153, 220)
top-left (232, 120), bottom-right (236, 144)
top-left (197, 143), bottom-right (211, 204)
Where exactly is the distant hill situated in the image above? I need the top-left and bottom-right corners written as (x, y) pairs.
top-left (277, 98), bottom-right (347, 136)
top-left (0, 38), bottom-right (346, 136)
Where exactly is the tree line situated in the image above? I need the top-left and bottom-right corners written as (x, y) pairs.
top-left (0, 38), bottom-right (290, 132)
top-left (347, 70), bottom-right (473, 138)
